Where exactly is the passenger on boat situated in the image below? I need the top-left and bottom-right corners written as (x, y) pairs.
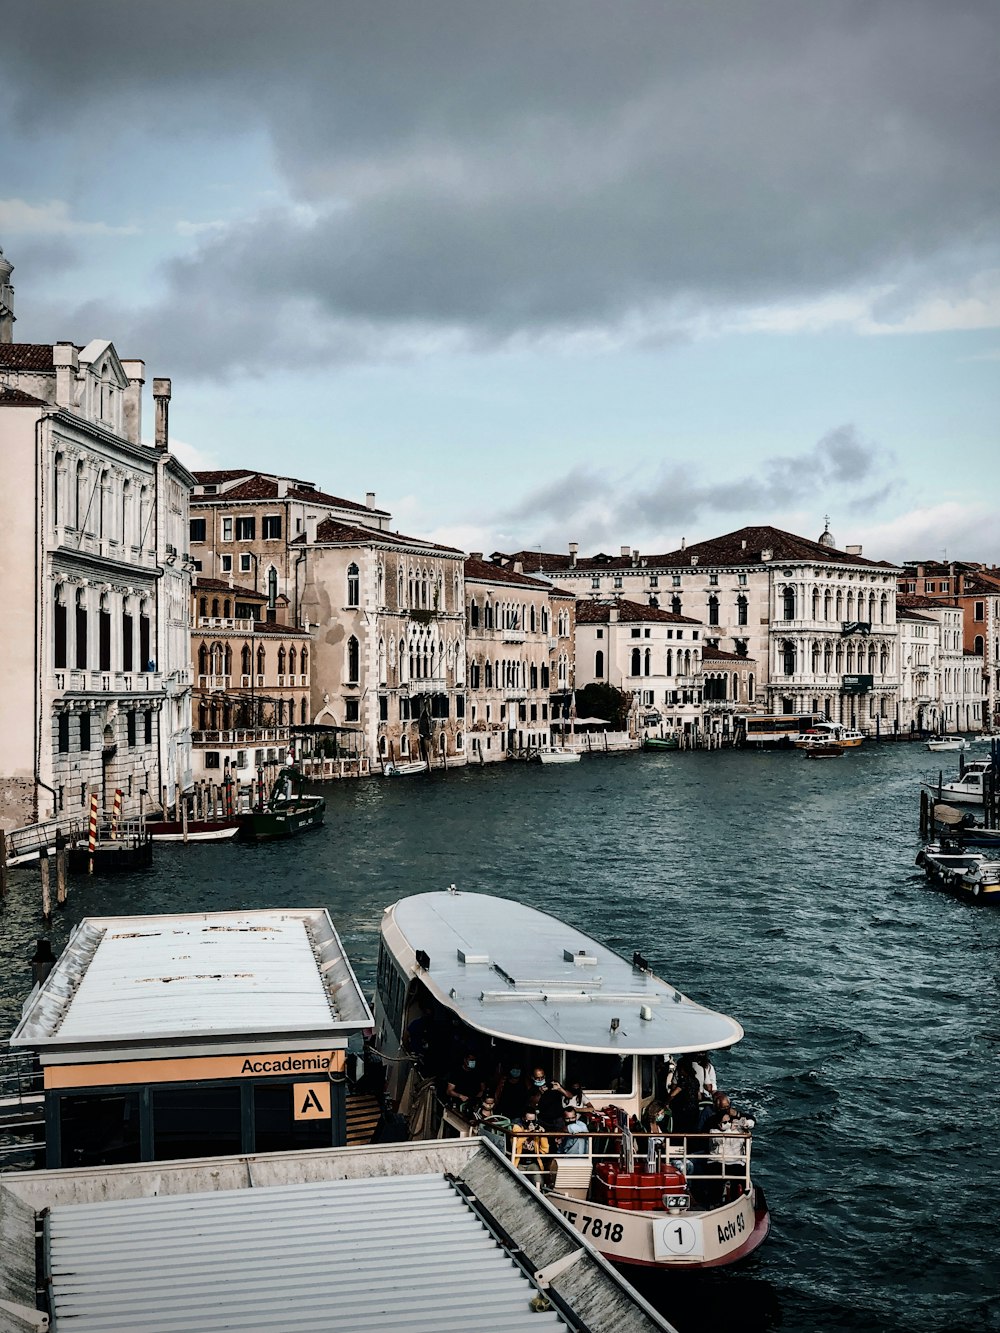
top-left (494, 1064), bottom-right (531, 1121)
top-left (532, 1067), bottom-right (569, 1131)
top-left (692, 1051), bottom-right (717, 1096)
top-left (557, 1106), bottom-right (590, 1155)
top-left (711, 1107), bottom-right (755, 1202)
top-left (446, 1053), bottom-right (485, 1110)
top-left (641, 1098), bottom-right (672, 1133)
top-left (667, 1056), bottom-right (701, 1134)
top-left (510, 1108), bottom-right (550, 1175)
top-left (562, 1080), bottom-right (593, 1112)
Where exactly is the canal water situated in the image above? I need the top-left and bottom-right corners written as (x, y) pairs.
top-left (2, 744), bottom-right (998, 1333)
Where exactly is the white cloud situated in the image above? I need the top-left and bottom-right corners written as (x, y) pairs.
top-left (0, 198), bottom-right (139, 237)
top-left (854, 502), bottom-right (1000, 565)
top-left (143, 436), bottom-right (217, 474)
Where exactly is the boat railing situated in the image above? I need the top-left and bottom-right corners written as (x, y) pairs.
top-left (0, 1050), bottom-right (45, 1171)
top-left (493, 1127), bottom-right (753, 1199)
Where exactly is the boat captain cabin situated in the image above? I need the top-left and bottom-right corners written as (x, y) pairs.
top-left (9, 909), bottom-right (373, 1169)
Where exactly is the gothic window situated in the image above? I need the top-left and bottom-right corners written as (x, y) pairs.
top-left (267, 566), bottom-right (278, 607)
top-left (198, 643), bottom-right (209, 675)
top-left (836, 590), bottom-right (843, 620)
top-left (277, 646), bottom-right (286, 676)
top-left (347, 562), bottom-right (360, 607)
top-left (347, 636), bottom-right (360, 684)
top-left (301, 647), bottom-right (308, 675)
top-left (708, 595), bottom-right (719, 626)
top-left (736, 595), bottom-right (748, 626)
top-left (470, 599), bottom-right (479, 629)
top-left (289, 646), bottom-right (297, 675)
top-left (484, 601), bottom-right (494, 629)
top-left (666, 648), bottom-right (673, 675)
top-left (748, 673), bottom-right (755, 702)
top-left (241, 645), bottom-right (251, 676)
top-left (644, 647), bottom-right (651, 676)
top-left (812, 588), bottom-right (820, 619)
top-left (75, 461), bottom-right (85, 529)
top-left (595, 650), bottom-right (605, 678)
top-left (782, 640), bottom-right (796, 676)
top-left (257, 644), bottom-right (266, 676)
top-left (631, 647), bottom-right (641, 676)
top-left (782, 587), bottom-right (795, 621)
top-left (824, 590), bottom-right (832, 621)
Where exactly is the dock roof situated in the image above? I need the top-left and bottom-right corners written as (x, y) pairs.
top-left (383, 891), bottom-right (743, 1055)
top-left (9, 909), bottom-right (373, 1057)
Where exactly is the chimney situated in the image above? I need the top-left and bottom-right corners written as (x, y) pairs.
top-left (513, 560), bottom-right (523, 574)
top-left (620, 544), bottom-right (630, 558)
top-left (470, 551), bottom-right (483, 562)
top-left (366, 491), bottom-right (376, 509)
top-left (632, 548), bottom-right (639, 567)
top-left (153, 377), bottom-right (171, 451)
top-left (0, 247), bottom-right (14, 343)
top-left (120, 359), bottom-right (145, 445)
top-left (569, 542), bottom-right (578, 568)
top-left (52, 342), bottom-right (79, 408)
top-left (846, 544), bottom-right (863, 556)
top-left (305, 514), bottom-right (318, 543)
top-left (680, 537), bottom-right (686, 551)
top-left (609, 606), bottom-right (618, 623)
top-left (741, 539), bottom-right (747, 550)
top-left (277, 478), bottom-right (288, 498)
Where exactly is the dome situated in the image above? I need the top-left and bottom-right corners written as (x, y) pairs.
top-left (818, 516), bottom-right (836, 548)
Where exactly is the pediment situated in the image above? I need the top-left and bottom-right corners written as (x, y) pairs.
top-left (78, 338), bottom-right (130, 388)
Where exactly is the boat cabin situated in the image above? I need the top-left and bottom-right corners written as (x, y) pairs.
top-left (9, 909), bottom-right (373, 1169)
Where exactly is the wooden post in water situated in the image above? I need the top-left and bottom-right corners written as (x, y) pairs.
top-left (0, 833), bottom-right (7, 902)
top-left (39, 848), bottom-right (51, 924)
top-left (88, 789), bottom-right (98, 876)
top-left (55, 829), bottom-right (67, 908)
top-left (161, 785), bottom-right (168, 821)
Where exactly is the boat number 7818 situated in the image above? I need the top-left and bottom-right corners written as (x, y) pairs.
top-left (559, 1211), bottom-right (624, 1244)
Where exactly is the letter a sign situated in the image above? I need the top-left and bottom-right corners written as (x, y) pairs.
top-left (293, 1081), bottom-right (331, 1121)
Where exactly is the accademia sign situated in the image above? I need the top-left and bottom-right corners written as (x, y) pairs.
top-left (45, 1049), bottom-right (345, 1090)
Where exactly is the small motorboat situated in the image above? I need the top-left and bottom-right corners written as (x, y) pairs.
top-left (927, 736), bottom-right (970, 752)
top-left (382, 760), bottom-right (429, 777)
top-left (642, 736), bottom-right (679, 751)
top-left (240, 767), bottom-right (325, 841)
top-left (791, 723), bottom-right (863, 749)
top-left (924, 761), bottom-right (993, 806)
top-left (804, 742), bottom-right (844, 759)
top-left (537, 747), bottom-right (581, 764)
top-left (916, 843), bottom-right (1000, 903)
top-left (145, 818), bottom-right (241, 843)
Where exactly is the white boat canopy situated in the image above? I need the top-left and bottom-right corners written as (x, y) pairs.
top-left (382, 890), bottom-right (743, 1056)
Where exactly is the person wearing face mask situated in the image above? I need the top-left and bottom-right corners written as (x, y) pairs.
top-left (446, 1052), bottom-right (484, 1112)
top-left (495, 1062), bottom-right (530, 1121)
top-left (533, 1066), bottom-right (568, 1131)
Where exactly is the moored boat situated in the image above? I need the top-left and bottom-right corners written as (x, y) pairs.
top-left (642, 736), bottom-right (679, 752)
top-left (240, 766), bottom-right (325, 841)
top-left (924, 760), bottom-right (993, 806)
top-left (927, 735), bottom-right (971, 752)
top-left (373, 888), bottom-right (770, 1270)
top-left (145, 817), bottom-right (242, 843)
top-left (791, 723), bottom-right (863, 749)
top-left (537, 747), bottom-right (582, 764)
top-left (382, 759), bottom-right (429, 777)
top-left (915, 843), bottom-right (1000, 904)
top-left (804, 742), bottom-right (844, 759)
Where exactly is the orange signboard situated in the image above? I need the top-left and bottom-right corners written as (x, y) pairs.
top-left (293, 1082), bottom-right (332, 1120)
top-left (44, 1049), bottom-right (345, 1090)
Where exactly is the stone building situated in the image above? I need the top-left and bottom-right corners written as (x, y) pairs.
top-left (701, 644), bottom-right (759, 736)
top-left (299, 519), bottom-right (467, 766)
top-left (190, 577), bottom-right (312, 780)
top-left (188, 471), bottom-right (390, 611)
top-left (0, 320), bottom-right (193, 828)
top-left (505, 523), bottom-right (901, 728)
top-left (463, 556), bottom-right (557, 761)
top-left (896, 594), bottom-right (983, 734)
top-left (574, 599), bottom-right (706, 737)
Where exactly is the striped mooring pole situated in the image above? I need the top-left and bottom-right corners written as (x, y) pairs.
top-left (110, 788), bottom-right (123, 840)
top-left (88, 790), bottom-right (99, 876)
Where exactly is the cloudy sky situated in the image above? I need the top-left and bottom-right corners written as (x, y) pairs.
top-left (3, 1), bottom-right (998, 563)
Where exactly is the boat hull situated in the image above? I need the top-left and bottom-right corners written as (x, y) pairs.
top-left (538, 750), bottom-right (582, 764)
top-left (241, 800), bottom-right (325, 841)
top-left (147, 820), bottom-right (241, 843)
top-left (547, 1186), bottom-right (769, 1269)
top-left (642, 738), bottom-right (679, 752)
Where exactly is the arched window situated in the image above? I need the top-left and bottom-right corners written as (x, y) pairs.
top-left (824, 590), bottom-right (832, 621)
top-left (347, 562), bottom-right (360, 607)
top-left (748, 673), bottom-right (755, 702)
top-left (671, 595), bottom-right (682, 616)
top-left (782, 640), bottom-right (796, 676)
top-left (121, 478), bottom-right (130, 545)
top-left (485, 660), bottom-right (493, 688)
top-left (631, 647), bottom-right (641, 676)
top-left (198, 643), bottom-right (209, 675)
top-left (199, 597), bottom-right (207, 617)
top-left (241, 644), bottom-right (251, 676)
top-left (223, 599), bottom-right (231, 617)
top-left (868, 593), bottom-right (876, 623)
top-left (277, 646), bottom-right (286, 676)
top-left (868, 645), bottom-right (877, 674)
top-left (666, 648), bottom-right (673, 675)
top-left (812, 588), bottom-right (819, 619)
top-left (484, 601), bottom-right (494, 629)
top-left (223, 645), bottom-right (232, 676)
top-left (824, 642), bottom-right (832, 672)
top-left (211, 598), bottom-right (220, 617)
top-left (301, 697), bottom-right (308, 724)
top-left (736, 595), bottom-right (748, 626)
top-left (470, 599), bottom-right (480, 629)
top-left (530, 604), bottom-right (536, 632)
top-left (595, 650), bottom-right (605, 678)
top-left (708, 595), bottom-right (719, 626)
top-left (75, 589), bottom-right (88, 669)
top-left (846, 590), bottom-right (855, 621)
top-left (347, 636), bottom-right (360, 683)
top-left (974, 634), bottom-right (985, 655)
top-left (301, 647), bottom-right (308, 676)
top-left (267, 566), bottom-right (278, 607)
top-left (289, 646), bottom-right (297, 676)
top-left (54, 584), bottom-right (67, 669)
top-left (257, 644), bottom-right (266, 676)
top-left (880, 593), bottom-right (888, 624)
top-left (782, 587), bottom-right (795, 621)
top-left (644, 647), bottom-right (651, 676)
top-left (836, 590), bottom-right (843, 620)
top-left (75, 461), bottom-right (86, 529)
top-left (811, 641), bottom-right (820, 672)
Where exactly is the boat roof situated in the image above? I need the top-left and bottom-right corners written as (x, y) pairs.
top-left (9, 909), bottom-right (373, 1057)
top-left (382, 890), bottom-right (743, 1055)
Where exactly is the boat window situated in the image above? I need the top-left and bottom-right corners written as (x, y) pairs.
top-left (564, 1051), bottom-right (633, 1094)
top-left (58, 1090), bottom-right (141, 1167)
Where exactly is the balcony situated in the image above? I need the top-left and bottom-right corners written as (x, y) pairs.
top-left (55, 670), bottom-right (163, 695)
top-left (501, 629), bottom-right (526, 643)
top-left (197, 674), bottom-right (232, 691)
top-left (402, 676), bottom-right (448, 695)
top-left (197, 617), bottom-right (258, 632)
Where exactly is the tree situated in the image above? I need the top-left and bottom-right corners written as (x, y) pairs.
top-left (575, 682), bottom-right (631, 730)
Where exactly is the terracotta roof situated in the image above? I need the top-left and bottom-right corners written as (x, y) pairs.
top-left (896, 593), bottom-right (948, 611)
top-left (464, 556), bottom-right (555, 590)
top-left (702, 644), bottom-right (753, 662)
top-left (194, 577), bottom-right (265, 599)
top-left (0, 343), bottom-right (56, 371)
top-left (0, 385), bottom-right (47, 407)
top-left (957, 570), bottom-right (1000, 595)
top-left (293, 517), bottom-right (463, 555)
top-left (574, 598), bottom-right (701, 626)
top-left (194, 471), bottom-right (389, 516)
top-left (192, 619), bottom-right (308, 639)
top-left (501, 526), bottom-right (895, 573)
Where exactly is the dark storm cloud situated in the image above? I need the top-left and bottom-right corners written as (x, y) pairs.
top-left (4, 1), bottom-right (998, 373)
top-left (506, 425), bottom-right (894, 542)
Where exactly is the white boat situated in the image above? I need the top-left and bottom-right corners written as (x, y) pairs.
top-left (916, 843), bottom-right (1000, 903)
top-left (926, 736), bottom-right (970, 752)
top-left (925, 760), bottom-right (993, 805)
top-left (382, 760), bottom-right (429, 777)
top-left (537, 747), bottom-right (582, 765)
top-left (791, 723), bottom-right (863, 749)
top-left (373, 888), bottom-right (770, 1270)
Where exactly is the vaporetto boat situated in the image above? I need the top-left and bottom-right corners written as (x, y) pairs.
top-left (373, 888), bottom-right (770, 1269)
